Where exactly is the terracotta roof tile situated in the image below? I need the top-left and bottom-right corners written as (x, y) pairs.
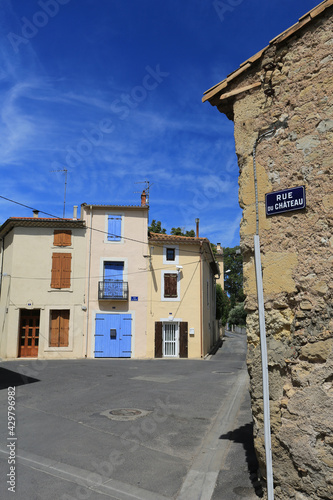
top-left (149, 232), bottom-right (209, 243)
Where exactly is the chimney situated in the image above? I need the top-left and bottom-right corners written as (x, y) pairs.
top-left (33, 210), bottom-right (39, 218)
top-left (195, 218), bottom-right (199, 238)
top-left (141, 190), bottom-right (147, 206)
top-left (73, 205), bottom-right (78, 220)
top-left (216, 242), bottom-right (223, 254)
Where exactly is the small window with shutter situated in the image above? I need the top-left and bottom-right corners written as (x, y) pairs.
top-left (107, 215), bottom-right (122, 242)
top-left (50, 310), bottom-right (70, 347)
top-left (54, 230), bottom-right (72, 247)
top-left (51, 253), bottom-right (72, 289)
top-left (164, 273), bottom-right (178, 298)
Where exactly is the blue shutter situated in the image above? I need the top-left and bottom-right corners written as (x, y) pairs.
top-left (108, 215), bottom-right (122, 241)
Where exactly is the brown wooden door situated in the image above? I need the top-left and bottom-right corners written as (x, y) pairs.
top-left (18, 310), bottom-right (40, 357)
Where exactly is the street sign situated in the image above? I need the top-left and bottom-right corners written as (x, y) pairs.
top-left (131, 296), bottom-right (138, 301)
top-left (266, 186), bottom-right (306, 216)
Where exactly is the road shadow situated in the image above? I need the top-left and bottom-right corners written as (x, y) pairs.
top-left (219, 422), bottom-right (263, 497)
top-left (0, 367), bottom-right (39, 390)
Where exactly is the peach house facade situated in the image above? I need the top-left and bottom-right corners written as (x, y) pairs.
top-left (81, 196), bottom-right (149, 359)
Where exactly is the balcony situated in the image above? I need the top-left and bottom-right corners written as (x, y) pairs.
top-left (98, 280), bottom-right (128, 300)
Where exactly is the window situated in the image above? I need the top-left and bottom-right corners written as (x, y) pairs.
top-left (166, 248), bottom-right (175, 261)
top-left (54, 230), bottom-right (72, 246)
top-left (164, 273), bottom-right (178, 298)
top-left (51, 253), bottom-right (71, 289)
top-left (163, 245), bottom-right (178, 264)
top-left (100, 261), bottom-right (127, 299)
top-left (104, 261), bottom-right (124, 280)
top-left (50, 310), bottom-right (69, 347)
top-left (107, 215), bottom-right (122, 241)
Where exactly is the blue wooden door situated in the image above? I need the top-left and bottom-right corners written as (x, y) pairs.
top-left (94, 313), bottom-right (132, 357)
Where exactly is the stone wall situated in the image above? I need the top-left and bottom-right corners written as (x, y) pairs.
top-left (230, 11), bottom-right (333, 500)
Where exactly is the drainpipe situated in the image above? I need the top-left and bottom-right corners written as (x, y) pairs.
top-left (199, 241), bottom-right (203, 358)
top-left (253, 131), bottom-right (275, 500)
top-left (85, 206), bottom-right (93, 358)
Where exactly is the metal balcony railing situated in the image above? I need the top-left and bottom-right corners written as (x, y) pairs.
top-left (98, 280), bottom-right (128, 300)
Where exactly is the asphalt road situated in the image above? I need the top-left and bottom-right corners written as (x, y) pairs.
top-left (0, 332), bottom-right (262, 500)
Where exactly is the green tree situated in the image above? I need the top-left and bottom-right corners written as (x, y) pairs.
top-left (228, 302), bottom-right (247, 326)
top-left (171, 227), bottom-right (195, 237)
top-left (223, 246), bottom-right (245, 308)
top-left (216, 284), bottom-right (231, 326)
top-left (148, 220), bottom-right (166, 234)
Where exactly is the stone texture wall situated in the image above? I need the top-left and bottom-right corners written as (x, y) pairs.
top-left (230, 11), bottom-right (333, 500)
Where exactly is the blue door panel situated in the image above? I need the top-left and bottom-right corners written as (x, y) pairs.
top-left (94, 313), bottom-right (131, 358)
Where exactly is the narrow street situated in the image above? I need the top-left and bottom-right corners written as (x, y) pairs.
top-left (0, 332), bottom-right (261, 500)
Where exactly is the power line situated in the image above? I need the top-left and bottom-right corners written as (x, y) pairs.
top-left (0, 194), bottom-right (218, 260)
top-left (5, 259), bottom-right (201, 281)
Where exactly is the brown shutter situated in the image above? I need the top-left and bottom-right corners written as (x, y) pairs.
top-left (155, 322), bottom-right (163, 358)
top-left (50, 310), bottom-right (70, 347)
top-left (51, 253), bottom-right (71, 289)
top-left (54, 230), bottom-right (72, 246)
top-left (51, 253), bottom-right (62, 288)
top-left (59, 310), bottom-right (70, 347)
top-left (50, 311), bottom-right (60, 346)
top-left (60, 254), bottom-right (72, 288)
top-left (164, 273), bottom-right (177, 298)
top-left (179, 322), bottom-right (188, 358)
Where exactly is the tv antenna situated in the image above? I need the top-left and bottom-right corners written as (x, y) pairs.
top-left (134, 180), bottom-right (153, 204)
top-left (50, 168), bottom-right (68, 218)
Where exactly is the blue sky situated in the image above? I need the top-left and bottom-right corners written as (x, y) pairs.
top-left (0, 0), bottom-right (321, 246)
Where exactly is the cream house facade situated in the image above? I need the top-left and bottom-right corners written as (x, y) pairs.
top-left (81, 195), bottom-right (149, 359)
top-left (147, 233), bottom-right (220, 358)
top-left (0, 215), bottom-right (87, 359)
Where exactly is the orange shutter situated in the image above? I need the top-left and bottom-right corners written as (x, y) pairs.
top-left (60, 254), bottom-right (72, 288)
top-left (51, 253), bottom-right (62, 288)
top-left (54, 230), bottom-right (72, 246)
top-left (59, 310), bottom-right (70, 347)
top-left (51, 253), bottom-right (71, 289)
top-left (50, 311), bottom-right (60, 346)
top-left (50, 310), bottom-right (70, 347)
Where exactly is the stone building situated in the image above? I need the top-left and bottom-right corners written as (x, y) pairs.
top-left (203, 1), bottom-right (333, 499)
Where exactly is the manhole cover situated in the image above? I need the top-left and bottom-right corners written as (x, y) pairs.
top-left (100, 408), bottom-right (151, 421)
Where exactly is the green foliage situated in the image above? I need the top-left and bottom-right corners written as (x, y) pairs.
top-left (171, 227), bottom-right (195, 237)
top-left (228, 302), bottom-right (247, 326)
top-left (148, 220), bottom-right (166, 234)
top-left (216, 284), bottom-right (231, 325)
top-left (223, 246), bottom-right (245, 308)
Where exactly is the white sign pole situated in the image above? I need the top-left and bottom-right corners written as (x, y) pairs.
top-left (254, 234), bottom-right (274, 499)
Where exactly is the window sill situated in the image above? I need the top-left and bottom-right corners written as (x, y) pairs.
top-left (44, 347), bottom-right (73, 352)
top-left (48, 289), bottom-right (73, 293)
top-left (52, 246), bottom-right (74, 249)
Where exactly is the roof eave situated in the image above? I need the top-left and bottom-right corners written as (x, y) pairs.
top-left (203, 0), bottom-right (333, 108)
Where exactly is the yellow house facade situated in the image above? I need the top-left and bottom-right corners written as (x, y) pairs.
top-left (147, 233), bottom-right (220, 358)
